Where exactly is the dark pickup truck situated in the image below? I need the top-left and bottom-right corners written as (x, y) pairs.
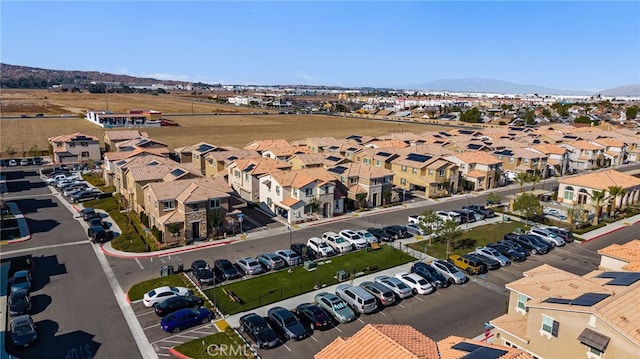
top-left (504, 233), bottom-right (551, 255)
top-left (462, 204), bottom-right (495, 218)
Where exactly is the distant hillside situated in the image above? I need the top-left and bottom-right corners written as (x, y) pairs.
top-left (597, 84), bottom-right (640, 97)
top-left (408, 78), bottom-right (595, 96)
top-left (0, 63), bottom-right (183, 88)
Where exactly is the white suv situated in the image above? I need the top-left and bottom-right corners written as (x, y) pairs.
top-left (307, 237), bottom-right (335, 257)
top-left (436, 211), bottom-right (461, 224)
top-left (321, 232), bottom-right (353, 253)
top-left (339, 230), bottom-right (367, 249)
top-left (529, 228), bottom-right (565, 247)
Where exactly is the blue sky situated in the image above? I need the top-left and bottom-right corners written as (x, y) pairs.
top-left (2, 1), bottom-right (639, 91)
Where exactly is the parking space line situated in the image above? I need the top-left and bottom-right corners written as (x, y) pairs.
top-left (135, 258), bottom-right (145, 270)
top-left (157, 354), bottom-right (170, 357)
top-left (414, 296), bottom-right (424, 302)
top-left (357, 318), bottom-right (365, 324)
top-left (283, 343), bottom-right (292, 352)
top-left (398, 303), bottom-right (406, 309)
top-left (191, 330), bottom-right (215, 335)
top-left (378, 311), bottom-right (386, 316)
top-left (161, 339), bottom-right (183, 343)
top-left (136, 310), bottom-right (157, 318)
top-left (178, 335), bottom-right (199, 339)
top-left (142, 324), bottom-right (158, 331)
top-left (310, 335), bottom-right (318, 342)
top-left (334, 326), bottom-right (343, 333)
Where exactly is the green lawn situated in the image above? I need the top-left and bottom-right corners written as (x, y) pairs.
top-left (127, 274), bottom-right (191, 301)
top-left (407, 220), bottom-right (530, 259)
top-left (205, 244), bottom-right (415, 315)
top-left (173, 328), bottom-right (256, 359)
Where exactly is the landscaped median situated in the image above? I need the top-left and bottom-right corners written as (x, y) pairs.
top-left (171, 328), bottom-right (256, 359)
top-left (205, 244), bottom-right (415, 315)
top-left (407, 221), bottom-right (530, 259)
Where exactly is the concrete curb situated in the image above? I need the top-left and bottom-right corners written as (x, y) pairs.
top-left (1, 202), bottom-right (31, 244)
top-left (580, 217), bottom-right (640, 244)
top-left (168, 347), bottom-right (192, 359)
top-left (101, 239), bottom-right (240, 258)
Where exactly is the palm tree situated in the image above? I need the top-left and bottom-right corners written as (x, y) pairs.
top-left (529, 172), bottom-right (542, 191)
top-left (607, 186), bottom-right (626, 218)
top-left (589, 190), bottom-right (608, 226)
top-left (515, 172), bottom-right (530, 193)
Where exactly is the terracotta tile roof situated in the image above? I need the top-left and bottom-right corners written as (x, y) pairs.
top-left (158, 209), bottom-right (184, 225)
top-left (598, 239), bottom-right (640, 263)
top-left (425, 159), bottom-right (454, 170)
top-left (289, 153), bottom-right (327, 166)
top-left (244, 139), bottom-right (291, 151)
top-left (204, 149), bottom-right (261, 162)
top-left (104, 130), bottom-right (148, 141)
top-left (266, 146), bottom-right (310, 157)
top-left (104, 148), bottom-right (145, 161)
top-left (592, 138), bottom-right (626, 147)
top-left (270, 168), bottom-right (336, 189)
top-left (367, 140), bottom-right (410, 149)
top-left (559, 169), bottom-right (640, 190)
top-left (329, 162), bottom-right (393, 180)
top-left (304, 137), bottom-right (346, 149)
top-left (490, 314), bottom-right (530, 342)
top-left (449, 151), bottom-right (502, 165)
top-left (176, 182), bottom-right (227, 204)
top-left (466, 169), bottom-right (486, 178)
top-left (127, 165), bottom-right (172, 182)
top-left (377, 132), bottom-right (423, 142)
top-left (115, 137), bottom-right (168, 149)
top-left (593, 282), bottom-right (640, 345)
top-left (564, 140), bottom-right (603, 151)
top-left (48, 132), bottom-right (99, 142)
top-left (438, 335), bottom-right (533, 359)
top-left (314, 324), bottom-right (439, 359)
top-left (231, 157), bottom-right (291, 175)
top-left (145, 177), bottom-right (231, 202)
top-left (280, 197), bottom-right (302, 207)
top-left (531, 143), bottom-right (567, 155)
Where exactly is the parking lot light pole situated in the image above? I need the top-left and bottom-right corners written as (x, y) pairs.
top-left (288, 225), bottom-right (292, 248)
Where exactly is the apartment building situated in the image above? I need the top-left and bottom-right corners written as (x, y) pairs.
top-left (227, 157), bottom-right (292, 202)
top-left (390, 153), bottom-right (459, 198)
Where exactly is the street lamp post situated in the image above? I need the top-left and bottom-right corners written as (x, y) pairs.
top-left (466, 195), bottom-right (470, 231)
top-left (288, 225), bottom-right (292, 249)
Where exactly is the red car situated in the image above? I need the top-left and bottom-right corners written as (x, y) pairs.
top-left (160, 119), bottom-right (179, 126)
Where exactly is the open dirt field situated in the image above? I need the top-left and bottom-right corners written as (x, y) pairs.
top-left (0, 90), bottom-right (444, 152)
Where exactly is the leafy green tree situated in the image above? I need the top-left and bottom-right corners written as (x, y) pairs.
top-left (515, 172), bottom-right (530, 193)
top-left (460, 107), bottom-right (481, 123)
top-left (513, 193), bottom-right (542, 225)
top-left (433, 219), bottom-right (462, 258)
top-left (486, 193), bottom-right (501, 205)
top-left (589, 190), bottom-right (608, 225)
top-left (525, 109), bottom-right (536, 125)
top-left (417, 210), bottom-right (443, 236)
top-left (382, 190), bottom-right (392, 205)
top-left (626, 106), bottom-right (638, 119)
top-left (529, 172), bottom-right (541, 191)
top-left (355, 193), bottom-right (367, 210)
top-left (574, 116), bottom-right (597, 125)
top-left (207, 210), bottom-right (224, 236)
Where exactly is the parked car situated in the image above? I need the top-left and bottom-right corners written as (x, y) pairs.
top-left (143, 286), bottom-right (191, 307)
top-left (191, 260), bottom-right (217, 285)
top-left (405, 223), bottom-right (426, 236)
top-left (62, 183), bottom-right (88, 196)
top-left (274, 249), bottom-right (303, 267)
top-left (545, 226), bottom-right (574, 243)
top-left (160, 307), bottom-right (213, 333)
top-left (466, 253), bottom-right (501, 270)
top-left (407, 214), bottom-right (424, 224)
top-left (9, 315), bottom-right (38, 347)
top-left (462, 204), bottom-right (495, 218)
top-left (80, 208), bottom-right (100, 221)
top-left (529, 228), bottom-right (566, 247)
top-left (356, 230), bottom-right (379, 244)
top-left (366, 227), bottom-right (393, 242)
top-left (307, 237), bottom-right (335, 258)
top-left (236, 257), bottom-right (264, 275)
top-left (154, 295), bottom-right (204, 317)
top-left (72, 189), bottom-right (101, 203)
top-left (430, 259), bottom-right (468, 285)
top-left (290, 242), bottom-right (316, 261)
top-left (474, 247), bottom-right (511, 266)
top-left (87, 225), bottom-right (113, 243)
top-left (295, 303), bottom-right (333, 331)
top-left (374, 275), bottom-right (413, 299)
top-left (10, 270), bottom-right (32, 293)
top-left (214, 259), bottom-right (241, 280)
top-left (448, 254), bottom-right (487, 275)
top-left (410, 261), bottom-right (449, 288)
top-left (239, 313), bottom-right (280, 349)
top-left (89, 217), bottom-right (109, 229)
top-left (314, 292), bottom-right (356, 324)
top-left (394, 272), bottom-right (435, 295)
top-left (335, 284), bottom-right (378, 314)
top-left (256, 253), bottom-right (287, 271)
top-left (321, 231), bottom-right (353, 253)
top-left (9, 289), bottom-right (32, 316)
top-left (267, 306), bottom-right (309, 341)
top-left (338, 229), bottom-right (367, 250)
top-left (382, 225), bottom-right (412, 240)
top-left (506, 233), bottom-right (550, 255)
top-left (32, 157), bottom-right (42, 165)
top-left (486, 242), bottom-right (527, 262)
top-left (359, 281), bottom-right (396, 306)
top-left (8, 159), bottom-right (17, 167)
top-left (436, 211), bottom-right (462, 224)
top-left (454, 209), bottom-right (481, 222)
top-left (496, 239), bottom-right (531, 256)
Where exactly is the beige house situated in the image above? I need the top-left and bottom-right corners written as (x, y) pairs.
top-left (390, 153), bottom-right (459, 198)
top-left (142, 177), bottom-right (232, 246)
top-left (227, 157), bottom-right (291, 202)
top-left (493, 148), bottom-right (549, 178)
top-left (445, 151), bottom-right (502, 191)
top-left (102, 150), bottom-right (171, 187)
top-left (560, 141), bottom-right (605, 172)
top-left (48, 133), bottom-right (101, 164)
top-left (557, 169), bottom-right (640, 209)
top-left (327, 162), bottom-right (394, 208)
top-left (244, 139), bottom-right (291, 154)
top-left (203, 149), bottom-right (260, 177)
top-left (490, 264), bottom-right (640, 359)
top-left (597, 239), bottom-right (640, 271)
top-left (589, 138), bottom-right (628, 167)
top-left (103, 130), bottom-right (149, 152)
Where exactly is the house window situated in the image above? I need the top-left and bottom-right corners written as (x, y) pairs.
top-left (267, 197), bottom-right (272, 206)
top-left (439, 169), bottom-right (446, 176)
top-left (587, 346), bottom-right (603, 358)
top-left (401, 165), bottom-right (407, 172)
top-left (81, 151), bottom-right (89, 158)
top-left (234, 170), bottom-right (240, 178)
top-left (376, 160), bottom-right (382, 167)
top-left (364, 158), bottom-right (370, 165)
top-left (154, 201), bottom-right (157, 209)
top-left (210, 199), bottom-right (221, 208)
top-left (276, 186), bottom-right (281, 195)
top-left (516, 293), bottom-right (528, 313)
top-left (429, 169), bottom-right (434, 176)
top-left (497, 155), bottom-right (503, 160)
top-left (461, 164), bottom-right (466, 169)
top-left (305, 188), bottom-right (313, 196)
top-left (541, 315), bottom-right (558, 337)
top-left (293, 188), bottom-right (298, 197)
top-left (244, 173), bottom-right (249, 181)
top-left (81, 141), bottom-right (88, 147)
top-left (349, 177), bottom-right (357, 185)
top-left (532, 159), bottom-right (538, 166)
top-left (524, 159), bottom-right (530, 165)
top-left (400, 178), bottom-right (406, 185)
top-left (163, 201), bottom-right (175, 210)
top-left (412, 168), bottom-right (418, 174)
top-left (564, 186), bottom-right (574, 201)
top-left (509, 157), bottom-right (515, 163)
top-left (192, 203), bottom-right (200, 211)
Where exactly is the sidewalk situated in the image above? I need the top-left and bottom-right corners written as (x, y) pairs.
top-left (576, 213), bottom-right (640, 243)
top-left (0, 202), bottom-right (31, 244)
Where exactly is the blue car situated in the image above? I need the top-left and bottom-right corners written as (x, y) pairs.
top-left (10, 270), bottom-right (32, 293)
top-left (160, 308), bottom-right (213, 333)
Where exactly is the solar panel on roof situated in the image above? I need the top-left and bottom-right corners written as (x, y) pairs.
top-left (571, 293), bottom-right (610, 306)
top-left (329, 166), bottom-right (347, 174)
top-left (346, 147), bottom-right (357, 151)
top-left (543, 298), bottom-right (572, 305)
top-left (244, 164), bottom-right (256, 172)
top-left (467, 144), bottom-right (483, 150)
top-left (406, 153), bottom-right (431, 163)
top-left (326, 156), bottom-right (341, 162)
top-left (376, 152), bottom-right (392, 157)
top-left (137, 139), bottom-right (150, 146)
top-left (170, 168), bottom-right (185, 177)
top-left (227, 156), bottom-right (238, 161)
top-left (459, 130), bottom-right (475, 135)
top-left (196, 144), bottom-right (215, 153)
top-left (147, 161), bottom-right (159, 166)
top-left (452, 342), bottom-right (507, 359)
top-left (596, 272), bottom-right (640, 286)
top-left (328, 146), bottom-right (339, 150)
top-left (115, 160), bottom-right (126, 166)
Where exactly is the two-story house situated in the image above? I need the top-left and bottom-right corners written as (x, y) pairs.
top-left (493, 148), bottom-right (549, 178)
top-left (142, 177), bottom-right (232, 246)
top-left (48, 133), bottom-right (101, 164)
top-left (589, 138), bottom-right (627, 167)
top-left (203, 149), bottom-right (261, 177)
top-left (227, 157), bottom-right (292, 202)
top-left (327, 162), bottom-right (394, 208)
top-left (390, 153), bottom-right (459, 198)
top-left (244, 139), bottom-right (291, 154)
top-left (445, 151), bottom-right (502, 191)
top-left (490, 264), bottom-right (640, 359)
top-left (529, 143), bottom-right (570, 176)
top-left (560, 141), bottom-right (605, 172)
top-left (303, 137), bottom-right (347, 154)
top-left (259, 168), bottom-right (343, 224)
top-left (103, 130), bottom-right (149, 152)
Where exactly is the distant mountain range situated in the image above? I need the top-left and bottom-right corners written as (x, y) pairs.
top-left (2, 63), bottom-right (639, 96)
top-left (408, 78), bottom-right (640, 97)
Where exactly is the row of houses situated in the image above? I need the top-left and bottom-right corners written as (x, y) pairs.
top-left (46, 123), bottom-right (640, 245)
